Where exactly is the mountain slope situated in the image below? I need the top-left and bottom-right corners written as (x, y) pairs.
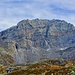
top-left (0, 19), bottom-right (75, 64)
top-left (5, 59), bottom-right (73, 75)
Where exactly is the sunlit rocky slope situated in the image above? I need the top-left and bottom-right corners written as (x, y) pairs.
top-left (0, 19), bottom-right (75, 65)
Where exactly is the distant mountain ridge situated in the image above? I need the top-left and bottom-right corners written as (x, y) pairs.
top-left (0, 19), bottom-right (75, 65)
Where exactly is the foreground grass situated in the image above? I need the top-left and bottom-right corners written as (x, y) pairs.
top-left (1, 59), bottom-right (75, 75)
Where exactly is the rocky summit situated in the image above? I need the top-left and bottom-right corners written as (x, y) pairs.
top-left (0, 19), bottom-right (75, 65)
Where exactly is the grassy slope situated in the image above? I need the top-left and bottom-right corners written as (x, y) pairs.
top-left (0, 59), bottom-right (74, 75)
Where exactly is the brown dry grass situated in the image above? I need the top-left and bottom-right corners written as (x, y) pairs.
top-left (4, 59), bottom-right (74, 75)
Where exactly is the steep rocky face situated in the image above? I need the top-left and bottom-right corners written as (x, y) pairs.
top-left (0, 47), bottom-right (14, 65)
top-left (0, 19), bottom-right (75, 64)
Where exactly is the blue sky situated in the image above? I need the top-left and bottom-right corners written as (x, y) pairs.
top-left (0, 0), bottom-right (75, 31)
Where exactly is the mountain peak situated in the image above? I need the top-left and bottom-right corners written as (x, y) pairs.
top-left (0, 19), bottom-right (75, 64)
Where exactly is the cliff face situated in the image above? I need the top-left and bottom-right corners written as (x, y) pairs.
top-left (0, 19), bottom-right (75, 64)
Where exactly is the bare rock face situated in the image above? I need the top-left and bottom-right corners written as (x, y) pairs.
top-left (0, 19), bottom-right (75, 64)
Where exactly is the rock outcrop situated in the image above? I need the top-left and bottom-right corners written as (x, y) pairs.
top-left (0, 19), bottom-right (75, 64)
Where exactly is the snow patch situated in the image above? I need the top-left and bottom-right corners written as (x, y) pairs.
top-left (47, 49), bottom-right (50, 51)
top-left (60, 47), bottom-right (67, 50)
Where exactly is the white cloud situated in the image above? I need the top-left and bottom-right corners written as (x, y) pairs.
top-left (37, 0), bottom-right (75, 10)
top-left (0, 0), bottom-right (75, 31)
